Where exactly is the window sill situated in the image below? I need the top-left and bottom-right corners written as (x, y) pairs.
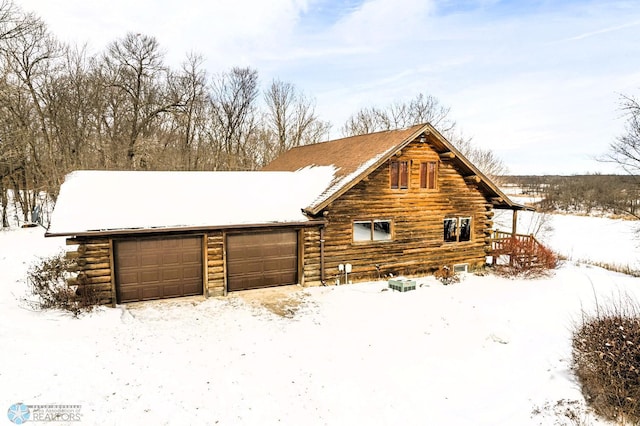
top-left (352, 240), bottom-right (394, 245)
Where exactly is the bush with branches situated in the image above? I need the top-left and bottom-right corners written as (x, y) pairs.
top-left (572, 295), bottom-right (640, 423)
top-left (434, 265), bottom-right (460, 285)
top-left (26, 252), bottom-right (98, 316)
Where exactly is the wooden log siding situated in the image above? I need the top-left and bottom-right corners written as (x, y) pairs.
top-left (67, 236), bottom-right (115, 306)
top-left (303, 228), bottom-right (322, 286)
top-left (317, 140), bottom-right (493, 283)
top-left (206, 232), bottom-right (225, 296)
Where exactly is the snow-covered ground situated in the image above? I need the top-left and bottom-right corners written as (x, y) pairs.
top-left (2, 214), bottom-right (640, 425)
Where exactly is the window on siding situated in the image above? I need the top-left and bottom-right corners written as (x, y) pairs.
top-left (443, 217), bottom-right (472, 242)
top-left (443, 218), bottom-right (457, 242)
top-left (354, 220), bottom-right (392, 242)
top-left (420, 161), bottom-right (437, 189)
top-left (390, 161), bottom-right (408, 189)
top-left (459, 217), bottom-right (471, 241)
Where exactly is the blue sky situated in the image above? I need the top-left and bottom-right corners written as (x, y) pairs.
top-left (13, 0), bottom-right (640, 175)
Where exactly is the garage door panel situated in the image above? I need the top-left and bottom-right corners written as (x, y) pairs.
top-left (183, 266), bottom-right (201, 279)
top-left (227, 230), bottom-right (298, 292)
top-left (141, 269), bottom-right (161, 282)
top-left (162, 239), bottom-right (181, 249)
top-left (115, 236), bottom-right (203, 303)
top-left (236, 245), bottom-right (260, 258)
top-left (117, 240), bottom-right (138, 252)
top-left (227, 259), bottom-right (263, 275)
top-left (263, 258), bottom-right (296, 271)
top-left (117, 271), bottom-right (138, 285)
top-left (119, 288), bottom-right (139, 302)
top-left (263, 271), bottom-right (295, 286)
top-left (161, 284), bottom-right (181, 297)
top-left (162, 253), bottom-right (181, 265)
top-left (140, 253), bottom-right (161, 267)
top-left (230, 274), bottom-right (265, 290)
top-left (182, 251), bottom-right (201, 263)
top-left (162, 269), bottom-right (181, 281)
top-left (181, 238), bottom-right (201, 249)
top-left (141, 286), bottom-right (161, 300)
top-left (140, 239), bottom-right (162, 250)
top-left (118, 256), bottom-right (139, 268)
top-left (183, 282), bottom-right (201, 295)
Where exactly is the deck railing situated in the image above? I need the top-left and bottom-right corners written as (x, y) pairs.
top-left (490, 230), bottom-right (545, 267)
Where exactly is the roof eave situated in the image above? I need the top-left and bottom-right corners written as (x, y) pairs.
top-left (45, 219), bottom-right (327, 238)
top-left (425, 126), bottom-right (528, 212)
top-left (493, 201), bottom-right (536, 211)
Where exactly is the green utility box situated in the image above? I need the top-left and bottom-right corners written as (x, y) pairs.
top-left (388, 278), bottom-right (416, 292)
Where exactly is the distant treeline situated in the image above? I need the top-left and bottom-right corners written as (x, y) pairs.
top-left (502, 175), bottom-right (640, 218)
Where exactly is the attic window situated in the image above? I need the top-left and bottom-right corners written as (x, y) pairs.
top-left (390, 161), bottom-right (408, 189)
top-left (420, 161), bottom-right (437, 189)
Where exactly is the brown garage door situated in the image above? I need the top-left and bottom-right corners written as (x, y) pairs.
top-left (227, 230), bottom-right (298, 291)
top-left (115, 235), bottom-right (203, 303)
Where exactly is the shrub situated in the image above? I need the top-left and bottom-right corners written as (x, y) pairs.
top-left (26, 252), bottom-right (97, 316)
top-left (572, 295), bottom-right (640, 423)
top-left (494, 237), bottom-right (559, 278)
top-left (434, 265), bottom-right (460, 285)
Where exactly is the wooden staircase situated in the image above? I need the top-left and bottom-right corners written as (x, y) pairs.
top-left (490, 230), bottom-right (548, 269)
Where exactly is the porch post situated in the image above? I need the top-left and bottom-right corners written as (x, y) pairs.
top-left (508, 209), bottom-right (518, 267)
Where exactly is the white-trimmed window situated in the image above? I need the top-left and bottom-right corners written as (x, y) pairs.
top-left (353, 220), bottom-right (392, 242)
top-left (443, 217), bottom-right (472, 242)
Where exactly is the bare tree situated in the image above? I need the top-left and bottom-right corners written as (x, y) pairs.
top-left (2, 14), bottom-right (60, 166)
top-left (159, 52), bottom-right (210, 170)
top-left (342, 93), bottom-right (507, 180)
top-left (209, 67), bottom-right (259, 170)
top-left (101, 32), bottom-right (183, 168)
top-left (263, 79), bottom-right (330, 161)
top-left (607, 94), bottom-right (640, 175)
top-left (341, 93), bottom-right (454, 137)
top-left (0, 0), bottom-right (33, 42)
top-left (0, 12), bottom-right (65, 222)
top-left (43, 44), bottom-right (104, 171)
top-left (454, 135), bottom-right (508, 182)
top-left (600, 93), bottom-right (640, 219)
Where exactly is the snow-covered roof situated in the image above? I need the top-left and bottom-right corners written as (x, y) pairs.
top-left (46, 167), bottom-right (337, 236)
top-left (264, 123), bottom-right (528, 213)
top-left (263, 125), bottom-right (427, 214)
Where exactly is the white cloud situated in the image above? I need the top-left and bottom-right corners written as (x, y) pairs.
top-left (15, 0), bottom-right (310, 66)
top-left (329, 0), bottom-right (436, 46)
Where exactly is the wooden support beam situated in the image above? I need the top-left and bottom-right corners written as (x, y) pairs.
top-left (439, 151), bottom-right (455, 159)
top-left (465, 175), bottom-right (481, 183)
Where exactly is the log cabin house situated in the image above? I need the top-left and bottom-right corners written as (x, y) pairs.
top-left (46, 123), bottom-right (526, 305)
